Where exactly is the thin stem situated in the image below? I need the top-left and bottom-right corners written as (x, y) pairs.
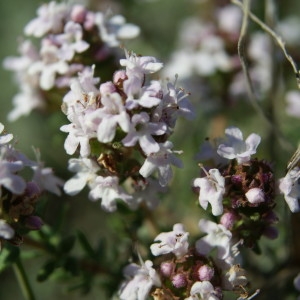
top-left (232, 0), bottom-right (300, 87)
top-left (13, 258), bottom-right (36, 300)
top-left (232, 0), bottom-right (294, 153)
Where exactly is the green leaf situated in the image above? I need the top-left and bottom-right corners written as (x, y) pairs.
top-left (77, 230), bottom-right (97, 259)
top-left (0, 243), bottom-right (20, 272)
top-left (58, 235), bottom-right (76, 254)
top-left (37, 259), bottom-right (56, 282)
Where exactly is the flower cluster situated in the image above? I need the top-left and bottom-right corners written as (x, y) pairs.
top-left (3, 1), bottom-right (140, 121)
top-left (60, 49), bottom-right (194, 212)
top-left (193, 126), bottom-right (279, 250)
top-left (0, 123), bottom-right (63, 246)
top-left (119, 222), bottom-right (248, 300)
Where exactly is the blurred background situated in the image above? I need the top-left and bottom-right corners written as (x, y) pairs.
top-left (0, 0), bottom-right (300, 299)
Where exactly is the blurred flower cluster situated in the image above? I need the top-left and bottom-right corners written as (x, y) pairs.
top-left (0, 123), bottom-right (62, 246)
top-left (3, 1), bottom-right (139, 121)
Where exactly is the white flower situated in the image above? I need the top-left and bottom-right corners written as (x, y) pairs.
top-left (120, 50), bottom-right (163, 75)
top-left (89, 92), bottom-right (130, 143)
top-left (196, 219), bottom-right (232, 260)
top-left (0, 123), bottom-right (13, 146)
top-left (64, 158), bottom-right (100, 196)
top-left (193, 169), bottom-right (225, 216)
top-left (217, 126), bottom-right (261, 164)
top-left (119, 260), bottom-right (161, 300)
top-left (0, 220), bottom-right (15, 240)
top-left (88, 176), bottom-right (133, 212)
top-left (279, 167), bottom-right (300, 212)
top-left (32, 164), bottom-right (64, 196)
top-left (24, 1), bottom-right (68, 37)
top-left (131, 178), bottom-right (167, 210)
top-left (185, 281), bottom-right (220, 300)
top-left (150, 223), bottom-right (189, 258)
top-left (122, 112), bottom-right (166, 155)
top-left (95, 13), bottom-right (140, 48)
top-left (55, 21), bottom-right (90, 61)
top-left (139, 141), bottom-right (183, 186)
top-left (0, 160), bottom-right (26, 195)
top-left (28, 43), bottom-right (69, 90)
top-left (224, 264), bottom-right (248, 290)
top-left (285, 90), bottom-right (300, 118)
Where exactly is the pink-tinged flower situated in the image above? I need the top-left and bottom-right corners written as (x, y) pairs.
top-left (122, 112), bottom-right (166, 155)
top-left (24, 1), bottom-right (68, 37)
top-left (193, 169), bottom-right (225, 216)
top-left (120, 50), bottom-right (163, 76)
top-left (279, 167), bottom-right (300, 212)
top-left (139, 141), bottom-right (183, 187)
top-left (196, 219), bottom-right (232, 260)
top-left (54, 21), bottom-right (90, 61)
top-left (119, 260), bottom-right (161, 300)
top-left (245, 187), bottom-right (265, 204)
top-left (88, 176), bottom-right (133, 212)
top-left (185, 281), bottom-right (220, 300)
top-left (217, 126), bottom-right (261, 164)
top-left (125, 80), bottom-right (162, 110)
top-left (131, 177), bottom-right (167, 210)
top-left (0, 123), bottom-right (13, 146)
top-left (95, 14), bottom-right (140, 48)
top-left (0, 160), bottom-right (26, 195)
top-left (150, 223), bottom-right (189, 258)
top-left (28, 42), bottom-right (69, 90)
top-left (32, 164), bottom-right (64, 196)
top-left (64, 158), bottom-right (100, 196)
top-left (0, 220), bottom-right (15, 240)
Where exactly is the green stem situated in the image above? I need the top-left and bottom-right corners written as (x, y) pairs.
top-left (13, 258), bottom-right (36, 300)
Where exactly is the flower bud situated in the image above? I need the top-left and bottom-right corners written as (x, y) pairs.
top-left (100, 81), bottom-right (117, 95)
top-left (245, 187), bottom-right (265, 204)
top-left (198, 265), bottom-right (214, 281)
top-left (171, 273), bottom-right (187, 288)
top-left (71, 5), bottom-right (87, 23)
top-left (160, 262), bottom-right (174, 277)
top-left (113, 70), bottom-right (127, 86)
top-left (220, 211), bottom-right (238, 229)
top-left (24, 216), bottom-right (43, 230)
top-left (263, 226), bottom-right (278, 240)
top-left (25, 181), bottom-right (41, 198)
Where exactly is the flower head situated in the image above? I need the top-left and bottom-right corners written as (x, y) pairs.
top-left (217, 126), bottom-right (261, 164)
top-left (279, 167), bottom-right (300, 212)
top-left (150, 223), bottom-right (189, 258)
top-left (196, 219), bottom-right (232, 261)
top-left (193, 168), bottom-right (225, 216)
top-left (119, 260), bottom-right (161, 300)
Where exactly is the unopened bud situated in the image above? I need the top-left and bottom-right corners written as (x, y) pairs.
top-left (171, 273), bottom-right (187, 288)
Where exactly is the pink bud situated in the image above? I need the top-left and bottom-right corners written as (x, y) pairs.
top-left (113, 70), bottom-right (127, 85)
top-left (160, 262), bottom-right (174, 277)
top-left (220, 211), bottom-right (238, 229)
top-left (71, 5), bottom-right (87, 23)
top-left (172, 273), bottom-right (187, 288)
top-left (100, 81), bottom-right (117, 95)
top-left (198, 265), bottom-right (214, 281)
